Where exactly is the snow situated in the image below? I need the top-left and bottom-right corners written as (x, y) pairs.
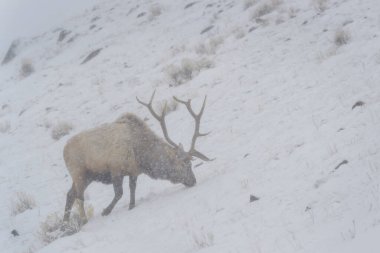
top-left (0, 0), bottom-right (101, 55)
top-left (0, 0), bottom-right (379, 252)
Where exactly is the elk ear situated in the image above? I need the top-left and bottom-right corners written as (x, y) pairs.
top-left (177, 143), bottom-right (190, 160)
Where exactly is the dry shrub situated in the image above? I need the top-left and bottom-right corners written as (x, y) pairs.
top-left (334, 29), bottom-right (350, 46)
top-left (38, 213), bottom-right (81, 244)
top-left (288, 7), bottom-right (298, 18)
top-left (158, 98), bottom-right (178, 115)
top-left (233, 28), bottom-right (246, 39)
top-left (51, 122), bottom-right (73, 140)
top-left (243, 0), bottom-right (258, 10)
top-left (251, 0), bottom-right (281, 19)
top-left (166, 66), bottom-right (182, 86)
top-left (192, 229), bottom-right (214, 249)
top-left (181, 59), bottom-right (197, 80)
top-left (43, 119), bottom-right (52, 129)
top-left (39, 203), bottom-right (93, 244)
top-left (0, 120), bottom-right (10, 133)
top-left (11, 192), bottom-right (36, 216)
top-left (21, 245), bottom-right (36, 253)
top-left (316, 47), bottom-right (337, 62)
top-left (20, 59), bottom-right (34, 78)
top-left (195, 36), bottom-right (224, 55)
top-left (149, 4), bottom-right (162, 20)
top-left (170, 44), bottom-right (187, 57)
top-left (166, 58), bottom-right (214, 86)
top-left (313, 0), bottom-right (328, 13)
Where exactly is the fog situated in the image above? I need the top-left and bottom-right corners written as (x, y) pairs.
top-left (0, 0), bottom-right (97, 55)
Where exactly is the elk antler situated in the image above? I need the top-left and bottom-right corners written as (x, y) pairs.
top-left (137, 91), bottom-right (178, 148)
top-left (173, 96), bottom-right (213, 161)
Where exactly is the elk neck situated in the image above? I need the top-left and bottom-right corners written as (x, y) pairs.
top-left (138, 138), bottom-right (178, 180)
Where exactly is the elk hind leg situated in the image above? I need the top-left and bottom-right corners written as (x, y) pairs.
top-left (63, 183), bottom-right (76, 222)
top-left (74, 175), bottom-right (91, 224)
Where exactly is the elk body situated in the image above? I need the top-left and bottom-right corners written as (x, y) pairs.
top-left (63, 92), bottom-right (211, 223)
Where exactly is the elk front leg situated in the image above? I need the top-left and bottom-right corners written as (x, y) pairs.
top-left (102, 175), bottom-right (124, 216)
top-left (129, 176), bottom-right (137, 210)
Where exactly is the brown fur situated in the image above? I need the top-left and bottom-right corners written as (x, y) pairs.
top-left (63, 113), bottom-right (196, 223)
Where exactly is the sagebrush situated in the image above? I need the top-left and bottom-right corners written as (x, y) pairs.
top-left (251, 0), bottom-right (281, 19)
top-left (195, 36), bottom-right (224, 55)
top-left (313, 0), bottom-right (328, 13)
top-left (38, 213), bottom-right (81, 244)
top-left (192, 229), bottom-right (214, 249)
top-left (334, 29), bottom-right (350, 46)
top-left (39, 203), bottom-right (93, 244)
top-left (20, 59), bottom-right (34, 78)
top-left (51, 122), bottom-right (73, 140)
top-left (243, 0), bottom-right (258, 10)
top-left (11, 192), bottom-right (36, 216)
top-left (158, 98), bottom-right (178, 115)
top-left (149, 4), bottom-right (162, 20)
top-left (166, 58), bottom-right (214, 86)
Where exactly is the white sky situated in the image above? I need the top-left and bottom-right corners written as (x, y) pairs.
top-left (0, 0), bottom-right (97, 55)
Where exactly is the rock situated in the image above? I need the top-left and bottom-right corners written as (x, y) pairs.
top-left (81, 48), bottom-right (102, 64)
top-left (11, 229), bottom-right (19, 237)
top-left (58, 30), bottom-right (71, 42)
top-left (1, 40), bottom-right (20, 65)
top-left (250, 195), bottom-right (259, 203)
top-left (352, 101), bottom-right (365, 110)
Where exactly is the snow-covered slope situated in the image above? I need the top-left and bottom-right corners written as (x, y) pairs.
top-left (1, 0), bottom-right (380, 252)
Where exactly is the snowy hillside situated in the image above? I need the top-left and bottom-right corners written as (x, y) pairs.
top-left (1, 0), bottom-right (380, 252)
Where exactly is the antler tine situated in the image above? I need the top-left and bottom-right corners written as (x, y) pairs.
top-left (137, 91), bottom-right (178, 148)
top-left (173, 96), bottom-right (213, 161)
top-left (136, 90), bottom-right (160, 120)
top-left (173, 96), bottom-right (208, 118)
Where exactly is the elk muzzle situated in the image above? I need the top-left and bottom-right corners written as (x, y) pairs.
top-left (183, 172), bottom-right (196, 187)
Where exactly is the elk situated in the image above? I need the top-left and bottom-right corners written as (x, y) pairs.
top-left (63, 91), bottom-right (212, 224)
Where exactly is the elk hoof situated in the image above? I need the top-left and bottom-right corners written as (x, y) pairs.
top-left (101, 208), bottom-right (111, 216)
top-left (80, 218), bottom-right (88, 226)
top-left (128, 204), bottom-right (135, 210)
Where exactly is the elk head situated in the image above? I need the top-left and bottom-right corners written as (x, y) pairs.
top-left (137, 91), bottom-right (212, 187)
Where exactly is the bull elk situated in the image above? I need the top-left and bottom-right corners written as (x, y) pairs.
top-left (63, 91), bottom-right (212, 223)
